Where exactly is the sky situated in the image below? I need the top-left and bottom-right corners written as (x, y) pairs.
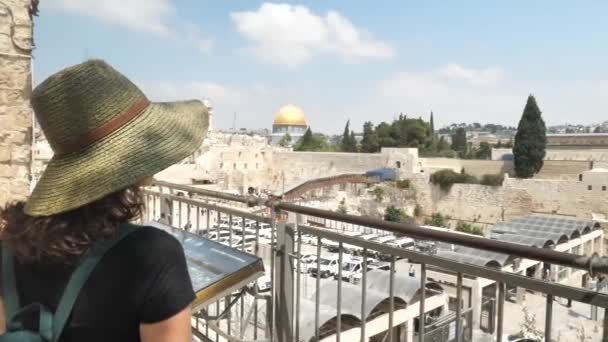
top-left (35, 1), bottom-right (608, 134)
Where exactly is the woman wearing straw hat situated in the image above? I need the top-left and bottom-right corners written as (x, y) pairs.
top-left (0, 60), bottom-right (209, 341)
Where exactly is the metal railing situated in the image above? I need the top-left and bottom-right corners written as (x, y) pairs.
top-left (144, 181), bottom-right (608, 342)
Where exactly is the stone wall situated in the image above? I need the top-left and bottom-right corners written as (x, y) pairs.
top-left (269, 151), bottom-right (386, 191)
top-left (410, 170), bottom-right (608, 225)
top-left (418, 158), bottom-right (514, 177)
top-left (0, 0), bottom-right (34, 205)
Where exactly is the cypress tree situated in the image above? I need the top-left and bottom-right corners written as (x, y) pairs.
top-left (361, 121), bottom-right (379, 153)
top-left (513, 95), bottom-right (546, 178)
top-left (429, 111), bottom-right (435, 139)
top-left (451, 127), bottom-right (467, 153)
top-left (349, 131), bottom-right (358, 152)
top-left (340, 120), bottom-right (357, 152)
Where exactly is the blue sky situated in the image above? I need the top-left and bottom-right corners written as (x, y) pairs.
top-left (36, 1), bottom-right (607, 134)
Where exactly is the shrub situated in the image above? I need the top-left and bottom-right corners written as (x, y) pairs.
top-left (424, 213), bottom-right (449, 228)
top-left (372, 187), bottom-right (385, 202)
top-left (455, 222), bottom-right (484, 236)
top-left (384, 206), bottom-right (408, 223)
top-left (430, 169), bottom-right (478, 190)
top-left (480, 174), bottom-right (504, 186)
top-left (413, 204), bottom-right (422, 217)
top-left (395, 179), bottom-right (411, 189)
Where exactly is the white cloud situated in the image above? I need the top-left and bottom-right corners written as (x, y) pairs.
top-left (439, 63), bottom-right (504, 86)
top-left (378, 64), bottom-right (521, 126)
top-left (231, 3), bottom-right (394, 67)
top-left (138, 81), bottom-right (241, 105)
top-left (45, 0), bottom-right (212, 52)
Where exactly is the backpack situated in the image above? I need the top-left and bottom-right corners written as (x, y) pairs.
top-left (0, 225), bottom-right (135, 342)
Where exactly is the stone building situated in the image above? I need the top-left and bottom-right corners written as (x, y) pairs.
top-left (0, 0), bottom-right (35, 206)
top-left (270, 105), bottom-right (309, 145)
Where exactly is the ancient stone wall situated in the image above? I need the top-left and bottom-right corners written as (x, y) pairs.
top-left (418, 158), bottom-right (515, 177)
top-left (0, 0), bottom-right (34, 205)
top-left (269, 151), bottom-right (386, 192)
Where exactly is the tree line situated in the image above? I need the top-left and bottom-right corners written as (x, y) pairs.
top-left (282, 94), bottom-right (547, 178)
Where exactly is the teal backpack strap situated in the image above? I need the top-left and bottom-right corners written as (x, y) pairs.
top-left (1, 243), bottom-right (20, 320)
top-left (51, 224), bottom-right (136, 342)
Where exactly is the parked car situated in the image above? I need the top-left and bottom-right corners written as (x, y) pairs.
top-left (204, 230), bottom-right (231, 241)
top-left (258, 223), bottom-right (274, 239)
top-left (335, 256), bottom-right (376, 282)
top-left (310, 254), bottom-right (351, 278)
top-left (255, 274), bottom-right (272, 292)
top-left (378, 237), bottom-right (415, 260)
top-left (219, 216), bottom-right (243, 226)
top-left (295, 254), bottom-right (317, 273)
top-left (350, 261), bottom-right (390, 284)
top-left (300, 234), bottom-right (317, 245)
top-left (496, 335), bottom-right (541, 342)
top-left (219, 235), bottom-right (257, 250)
top-left (368, 235), bottom-right (396, 257)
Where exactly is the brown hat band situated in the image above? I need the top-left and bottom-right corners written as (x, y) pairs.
top-left (54, 96), bottom-right (151, 156)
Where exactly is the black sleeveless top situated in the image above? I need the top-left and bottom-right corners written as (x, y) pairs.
top-left (0, 226), bottom-right (195, 341)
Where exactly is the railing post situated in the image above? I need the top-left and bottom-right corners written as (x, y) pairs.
top-left (275, 221), bottom-right (294, 342)
top-left (159, 192), bottom-right (172, 226)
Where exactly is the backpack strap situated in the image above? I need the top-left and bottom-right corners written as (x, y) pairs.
top-left (1, 244), bottom-right (20, 321)
top-left (51, 224), bottom-right (136, 342)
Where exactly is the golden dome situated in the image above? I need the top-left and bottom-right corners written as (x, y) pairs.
top-left (273, 105), bottom-right (307, 126)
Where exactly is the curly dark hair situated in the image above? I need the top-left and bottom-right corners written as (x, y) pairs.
top-left (0, 184), bottom-right (144, 264)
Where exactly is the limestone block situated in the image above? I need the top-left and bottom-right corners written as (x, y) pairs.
top-left (0, 89), bottom-right (22, 106)
top-left (0, 163), bottom-right (10, 177)
top-left (3, 130), bottom-right (29, 144)
top-left (0, 60), bottom-right (31, 89)
top-left (10, 144), bottom-right (29, 163)
top-left (0, 145), bottom-right (9, 161)
top-left (10, 104), bottom-right (32, 127)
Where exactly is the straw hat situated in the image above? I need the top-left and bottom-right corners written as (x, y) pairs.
top-left (25, 60), bottom-right (209, 216)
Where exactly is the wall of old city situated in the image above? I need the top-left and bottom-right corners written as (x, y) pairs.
top-left (0, 0), bottom-right (34, 205)
top-left (493, 147), bottom-right (608, 163)
top-left (409, 168), bottom-right (608, 225)
top-left (418, 157), bottom-right (514, 177)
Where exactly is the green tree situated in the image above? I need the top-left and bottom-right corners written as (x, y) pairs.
top-left (278, 133), bottom-right (292, 147)
top-left (294, 129), bottom-right (333, 151)
top-left (376, 122), bottom-right (397, 147)
top-left (424, 213), bottom-right (450, 228)
top-left (455, 222), bottom-right (484, 236)
top-left (451, 128), bottom-right (467, 154)
top-left (429, 111), bottom-right (435, 140)
top-left (594, 126), bottom-right (602, 133)
top-left (513, 95), bottom-right (546, 178)
top-left (360, 121), bottom-right (379, 153)
top-left (437, 136), bottom-right (450, 151)
top-left (349, 131), bottom-right (358, 152)
top-left (340, 120), bottom-right (357, 152)
top-left (477, 142), bottom-right (492, 160)
top-left (384, 206), bottom-right (408, 223)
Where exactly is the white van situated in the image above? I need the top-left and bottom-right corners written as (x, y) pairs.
top-left (310, 254), bottom-right (351, 278)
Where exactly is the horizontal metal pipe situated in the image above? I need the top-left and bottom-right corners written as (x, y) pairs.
top-left (143, 190), bottom-right (272, 223)
top-left (151, 181), bottom-right (608, 273)
top-left (277, 202), bottom-right (607, 273)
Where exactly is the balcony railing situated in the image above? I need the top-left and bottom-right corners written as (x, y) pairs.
top-left (143, 181), bottom-right (608, 342)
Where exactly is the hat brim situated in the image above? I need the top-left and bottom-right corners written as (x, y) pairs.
top-left (25, 100), bottom-right (209, 216)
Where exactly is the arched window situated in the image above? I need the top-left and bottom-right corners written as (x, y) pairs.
top-left (396, 161), bottom-right (402, 169)
top-left (579, 174), bottom-right (583, 181)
